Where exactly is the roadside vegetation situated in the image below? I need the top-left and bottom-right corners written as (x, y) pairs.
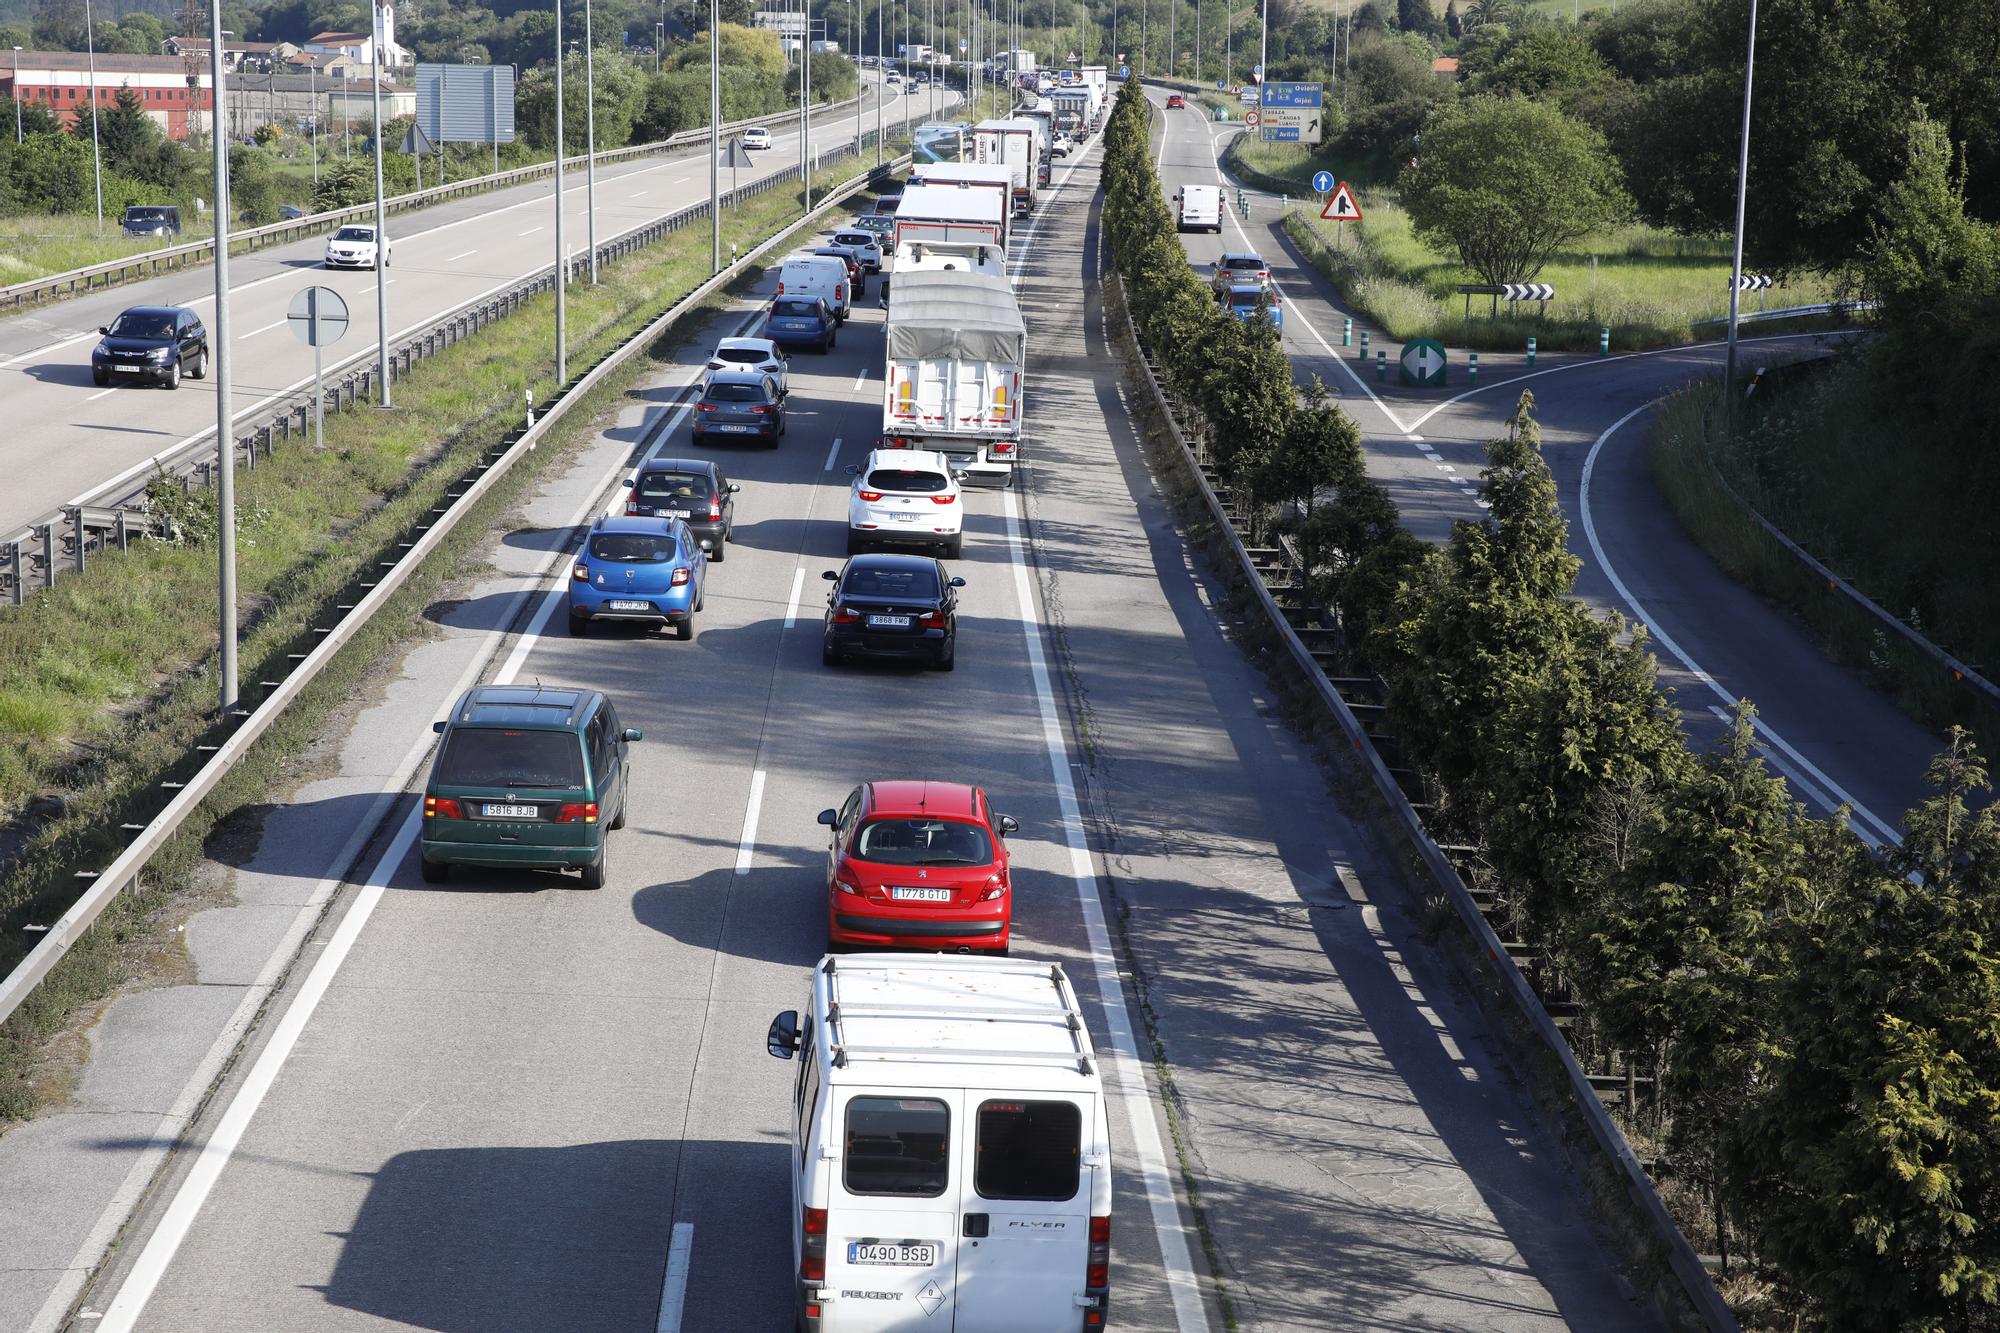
top-left (0, 146), bottom-right (901, 1124)
top-left (1106, 74), bottom-right (2000, 1332)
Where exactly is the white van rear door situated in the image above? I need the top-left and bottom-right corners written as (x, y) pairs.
top-left (822, 1090), bottom-right (960, 1332)
top-left (953, 1094), bottom-right (1094, 1333)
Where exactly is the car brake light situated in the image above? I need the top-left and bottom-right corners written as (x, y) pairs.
top-left (424, 796), bottom-right (463, 819)
top-left (776, 280), bottom-right (785, 294)
top-left (671, 567), bottom-right (691, 586)
top-left (625, 503), bottom-right (639, 516)
top-left (832, 606), bottom-right (860, 626)
top-left (572, 563), bottom-right (590, 581)
top-left (698, 403), bottom-right (716, 411)
top-left (835, 284), bottom-right (845, 300)
top-left (555, 802), bottom-right (599, 824)
top-left (800, 1205), bottom-right (828, 1281)
top-left (858, 489), bottom-right (883, 502)
top-left (707, 359), bottom-right (724, 369)
top-left (920, 609), bottom-right (948, 628)
top-left (1087, 1214), bottom-right (1110, 1290)
top-left (978, 874), bottom-right (1005, 900)
top-left (750, 404), bottom-right (772, 414)
top-left (931, 494), bottom-right (956, 505)
top-left (992, 441), bottom-right (1016, 455)
top-left (708, 500), bottom-right (723, 520)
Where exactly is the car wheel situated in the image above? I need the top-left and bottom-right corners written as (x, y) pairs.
top-left (932, 636), bottom-right (956, 672)
top-left (942, 534), bottom-right (963, 559)
top-left (822, 640), bottom-right (841, 667)
top-left (578, 857), bottom-right (605, 890)
top-left (677, 616), bottom-right (695, 642)
top-left (609, 800), bottom-right (628, 831)
top-left (709, 540), bottom-right (726, 564)
top-left (190, 346), bottom-right (208, 380)
top-left (163, 359), bottom-right (181, 390)
top-left (828, 329), bottom-right (838, 350)
top-left (419, 856), bottom-right (449, 884)
top-left (92, 367), bottom-right (109, 387)
top-left (568, 612), bottom-right (588, 637)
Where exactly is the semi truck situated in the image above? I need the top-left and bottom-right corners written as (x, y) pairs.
top-left (971, 118), bottom-right (1041, 216)
top-left (908, 164), bottom-right (1016, 252)
top-left (881, 268), bottom-right (1027, 484)
top-left (889, 181), bottom-right (1009, 274)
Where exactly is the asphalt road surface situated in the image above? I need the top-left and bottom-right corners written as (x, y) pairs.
top-left (1147, 88), bottom-right (1944, 846)
top-left (0, 74), bottom-right (937, 545)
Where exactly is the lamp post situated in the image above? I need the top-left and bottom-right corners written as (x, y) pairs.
top-left (554, 0), bottom-right (568, 382)
top-left (851, 0), bottom-right (860, 156)
top-left (12, 47), bottom-right (22, 144)
top-left (874, 0), bottom-right (882, 163)
top-left (1722, 0), bottom-right (1758, 426)
top-left (708, 0), bottom-right (718, 272)
top-left (206, 6), bottom-right (237, 713)
top-left (369, 0), bottom-right (391, 408)
top-left (308, 59), bottom-right (317, 184)
top-left (84, 0), bottom-right (103, 226)
top-left (656, 20), bottom-right (664, 74)
top-left (581, 14), bottom-right (599, 285)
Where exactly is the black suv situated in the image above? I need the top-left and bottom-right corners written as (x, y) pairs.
top-left (622, 457), bottom-right (740, 560)
top-left (91, 306), bottom-right (209, 389)
top-left (120, 205), bottom-right (181, 240)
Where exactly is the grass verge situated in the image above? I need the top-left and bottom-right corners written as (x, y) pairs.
top-left (0, 215), bottom-right (179, 286)
top-left (0, 148), bottom-right (903, 1126)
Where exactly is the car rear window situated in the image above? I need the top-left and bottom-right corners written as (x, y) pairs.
top-left (705, 382), bottom-right (767, 403)
top-left (845, 1097), bottom-right (950, 1197)
top-left (716, 347), bottom-right (764, 364)
top-left (435, 728), bottom-right (585, 788)
top-left (867, 469), bottom-right (948, 494)
top-left (589, 532), bottom-right (677, 562)
top-left (1226, 258), bottom-right (1262, 271)
top-left (109, 312), bottom-right (176, 339)
top-left (844, 566), bottom-right (938, 599)
top-left (636, 471), bottom-right (712, 501)
top-left (854, 818), bottom-right (992, 866)
top-left (976, 1100), bottom-right (1081, 1201)
top-left (773, 299), bottom-right (822, 318)
top-left (834, 233), bottom-right (873, 246)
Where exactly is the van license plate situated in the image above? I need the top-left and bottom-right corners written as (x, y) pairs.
top-left (849, 1242), bottom-right (937, 1266)
top-left (892, 886), bottom-right (952, 902)
top-left (482, 803), bottom-right (537, 818)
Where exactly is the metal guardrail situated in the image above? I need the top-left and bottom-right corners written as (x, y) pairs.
top-left (0, 150), bottom-right (912, 1029)
top-left (3, 124), bottom-right (910, 601)
top-left (1690, 300), bottom-right (1875, 327)
top-left (1114, 287), bottom-right (1741, 1332)
top-left (0, 96), bottom-right (870, 314)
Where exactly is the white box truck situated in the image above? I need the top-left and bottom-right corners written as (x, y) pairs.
top-left (881, 268), bottom-right (1027, 483)
top-left (1174, 183), bottom-right (1222, 233)
top-left (766, 955), bottom-right (1114, 1333)
top-left (907, 166), bottom-right (1015, 253)
top-left (971, 119), bottom-right (1041, 216)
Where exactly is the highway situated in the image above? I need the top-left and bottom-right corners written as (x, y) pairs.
top-left (0, 108), bottom-right (1658, 1333)
top-left (0, 73), bottom-right (935, 545)
top-left (1145, 88), bottom-right (1945, 843)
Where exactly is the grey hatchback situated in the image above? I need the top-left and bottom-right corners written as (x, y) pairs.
top-left (693, 369), bottom-right (786, 446)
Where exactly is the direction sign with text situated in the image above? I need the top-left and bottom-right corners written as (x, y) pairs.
top-left (1400, 337), bottom-right (1447, 387)
top-left (1259, 104), bottom-right (1323, 144)
top-left (1260, 81), bottom-right (1323, 108)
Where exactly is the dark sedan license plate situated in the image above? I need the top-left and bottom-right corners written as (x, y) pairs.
top-left (866, 614), bottom-right (911, 628)
top-left (662, 507), bottom-right (691, 518)
top-left (892, 886), bottom-right (952, 902)
top-left (720, 424), bottom-right (754, 433)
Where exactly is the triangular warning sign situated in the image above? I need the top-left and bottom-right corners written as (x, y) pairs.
top-left (1321, 180), bottom-right (1363, 222)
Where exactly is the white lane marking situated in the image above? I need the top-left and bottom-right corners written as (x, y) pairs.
top-left (446, 249), bottom-right (478, 262)
top-left (1422, 452), bottom-right (1442, 462)
top-left (783, 568), bottom-right (806, 629)
top-left (1406, 434), bottom-right (1424, 442)
top-left (246, 318), bottom-right (286, 337)
top-left (733, 769), bottom-right (767, 876)
top-left (86, 385), bottom-right (119, 401)
top-left (1578, 402), bottom-right (1902, 847)
top-left (654, 1222), bottom-right (695, 1333)
top-left (1000, 488), bottom-right (1210, 1333)
top-left (851, 367), bottom-right (869, 391)
top-left (519, 226), bottom-right (544, 235)
top-left (822, 434), bottom-right (844, 471)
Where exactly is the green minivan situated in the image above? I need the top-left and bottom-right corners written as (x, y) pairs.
top-left (420, 685), bottom-right (641, 889)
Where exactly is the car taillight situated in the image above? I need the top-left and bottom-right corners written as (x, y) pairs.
top-left (775, 281), bottom-right (785, 294)
top-left (555, 802), bottom-right (599, 824)
top-left (707, 359), bottom-right (725, 369)
top-left (835, 284), bottom-right (845, 300)
top-left (931, 494), bottom-right (956, 505)
top-left (750, 404), bottom-right (772, 414)
top-left (921, 609), bottom-right (948, 628)
top-left (801, 1206), bottom-right (828, 1281)
top-left (834, 875), bottom-right (862, 893)
top-left (424, 796), bottom-right (463, 820)
top-left (858, 489), bottom-right (883, 502)
top-left (832, 606), bottom-right (860, 625)
top-left (978, 874), bottom-right (1005, 900)
top-left (708, 500), bottom-right (723, 520)
top-left (665, 567), bottom-right (689, 587)
top-left (1086, 1213), bottom-right (1110, 1293)
top-left (572, 563), bottom-right (590, 581)
top-left (698, 403), bottom-right (717, 411)
top-left (625, 503), bottom-right (639, 515)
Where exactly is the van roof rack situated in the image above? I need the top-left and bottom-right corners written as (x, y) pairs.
top-left (821, 957), bottom-right (1094, 1077)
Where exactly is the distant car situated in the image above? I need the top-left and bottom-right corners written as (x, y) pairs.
top-left (814, 245), bottom-right (867, 295)
top-left (91, 305), bottom-right (208, 389)
top-left (827, 228), bottom-right (884, 273)
top-left (277, 203), bottom-right (306, 220)
top-left (765, 295), bottom-right (838, 354)
top-left (568, 514), bottom-right (707, 640)
top-left (1165, 93), bottom-right (1185, 109)
top-left (1051, 132), bottom-right (1073, 157)
top-left (705, 335), bottom-right (788, 395)
top-left (873, 193), bottom-right (903, 217)
top-left (694, 369), bottom-right (787, 445)
top-left (846, 447), bottom-right (965, 558)
top-left (324, 223), bottom-right (389, 269)
top-left (742, 126), bottom-right (773, 149)
top-left (814, 779), bottom-right (1017, 952)
top-left (1212, 251), bottom-right (1271, 294)
top-left (623, 457), bottom-right (739, 559)
top-left (120, 205), bottom-right (180, 240)
top-left (820, 554), bottom-right (965, 671)
top-left (849, 214), bottom-right (894, 242)
top-left (1221, 282), bottom-right (1282, 330)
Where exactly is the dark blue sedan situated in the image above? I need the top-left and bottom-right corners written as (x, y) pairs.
top-left (765, 295), bottom-right (837, 353)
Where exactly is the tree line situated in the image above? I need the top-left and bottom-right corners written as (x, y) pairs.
top-left (1101, 73), bottom-right (2000, 1331)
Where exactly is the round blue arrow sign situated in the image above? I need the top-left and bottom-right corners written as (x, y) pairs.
top-left (1311, 170), bottom-right (1335, 195)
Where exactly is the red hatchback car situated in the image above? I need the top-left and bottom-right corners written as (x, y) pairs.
top-left (816, 780), bottom-right (1019, 954)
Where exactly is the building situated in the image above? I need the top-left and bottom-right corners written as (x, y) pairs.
top-left (164, 38), bottom-right (301, 74)
top-left (1, 51), bottom-right (213, 140)
top-left (324, 79), bottom-right (415, 126)
top-left (1431, 56), bottom-right (1461, 80)
top-left (302, 3), bottom-right (411, 72)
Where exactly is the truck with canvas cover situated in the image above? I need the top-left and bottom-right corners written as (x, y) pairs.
top-left (881, 269), bottom-right (1027, 485)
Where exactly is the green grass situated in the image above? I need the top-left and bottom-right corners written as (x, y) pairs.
top-left (1228, 134), bottom-right (1352, 191)
top-left (0, 148), bottom-right (903, 1123)
top-left (0, 215), bottom-right (179, 286)
top-left (1280, 190), bottom-right (1838, 352)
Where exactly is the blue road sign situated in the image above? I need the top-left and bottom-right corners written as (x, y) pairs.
top-left (1263, 127), bottom-right (1302, 142)
top-left (1261, 81), bottom-right (1324, 108)
top-left (1118, 64), bottom-right (1130, 77)
top-left (1311, 170), bottom-right (1335, 194)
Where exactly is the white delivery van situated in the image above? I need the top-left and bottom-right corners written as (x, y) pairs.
top-left (766, 955), bottom-right (1114, 1333)
top-left (780, 253), bottom-right (854, 322)
top-left (1175, 184), bottom-right (1222, 234)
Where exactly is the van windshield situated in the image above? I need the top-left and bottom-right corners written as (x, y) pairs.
top-left (975, 1100), bottom-right (1081, 1201)
top-left (845, 1096), bottom-right (949, 1197)
top-left (435, 728), bottom-right (585, 789)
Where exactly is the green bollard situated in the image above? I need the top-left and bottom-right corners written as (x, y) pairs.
top-left (1359, 330), bottom-right (1370, 364)
top-left (1342, 317), bottom-right (1352, 347)
top-left (1468, 352), bottom-right (1479, 386)
top-left (1526, 335), bottom-right (1537, 368)
top-left (1376, 350), bottom-right (1386, 382)
top-left (1599, 326), bottom-right (1610, 356)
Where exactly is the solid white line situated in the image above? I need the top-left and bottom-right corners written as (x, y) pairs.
top-left (822, 434), bottom-right (844, 471)
top-left (851, 367), bottom-right (869, 391)
top-left (1000, 488), bottom-right (1210, 1333)
top-left (733, 769), bottom-right (767, 876)
top-left (446, 249), bottom-right (478, 262)
top-left (783, 568), bottom-right (806, 629)
top-left (519, 225), bottom-right (544, 235)
top-left (1578, 402), bottom-right (1902, 847)
top-left (654, 1222), bottom-right (695, 1333)
top-left (86, 385), bottom-right (119, 401)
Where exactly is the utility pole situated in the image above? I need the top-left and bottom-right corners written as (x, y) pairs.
top-left (554, 0), bottom-right (567, 382)
top-left (1258, 0), bottom-right (1265, 92)
top-left (874, 0), bottom-right (882, 163)
top-left (205, 8), bottom-right (236, 713)
top-left (709, 0), bottom-right (719, 269)
top-left (582, 6), bottom-right (599, 284)
top-left (1723, 0), bottom-right (1758, 425)
top-left (851, 0), bottom-right (861, 154)
top-left (12, 48), bottom-right (21, 144)
top-left (369, 0), bottom-right (391, 407)
top-left (84, 0), bottom-right (103, 226)
top-left (309, 60), bottom-right (317, 184)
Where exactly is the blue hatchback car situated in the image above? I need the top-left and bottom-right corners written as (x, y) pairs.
top-left (766, 295), bottom-right (837, 353)
top-left (568, 515), bottom-right (707, 640)
top-left (1222, 283), bottom-right (1283, 331)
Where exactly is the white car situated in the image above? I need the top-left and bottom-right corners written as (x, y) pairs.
top-left (827, 228), bottom-right (884, 273)
top-left (846, 448), bottom-right (965, 558)
top-left (1051, 132), bottom-right (1074, 158)
top-left (742, 126), bottom-right (773, 150)
top-left (324, 223), bottom-right (389, 269)
top-left (705, 335), bottom-right (788, 394)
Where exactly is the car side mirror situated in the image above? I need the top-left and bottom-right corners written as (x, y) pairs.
top-left (622, 728), bottom-right (644, 742)
top-left (817, 808), bottom-right (838, 826)
top-left (432, 720), bottom-right (446, 733)
top-left (845, 464), bottom-right (861, 475)
top-left (728, 482), bottom-right (741, 493)
top-left (98, 326), bottom-right (109, 335)
top-left (953, 470), bottom-right (970, 482)
top-left (998, 814), bottom-right (1019, 835)
top-left (822, 570), bottom-right (840, 581)
top-left (767, 1010), bottom-right (801, 1059)
top-left (949, 576), bottom-right (966, 588)
top-left (622, 477), bottom-right (635, 488)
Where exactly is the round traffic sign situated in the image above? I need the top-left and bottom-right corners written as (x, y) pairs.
top-left (1311, 170), bottom-right (1335, 194)
top-left (287, 285), bottom-right (350, 348)
top-left (1245, 110), bottom-right (1261, 127)
top-left (958, 38), bottom-right (968, 51)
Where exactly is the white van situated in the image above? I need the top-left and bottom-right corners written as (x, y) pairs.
top-left (779, 253), bottom-right (853, 323)
top-left (766, 955), bottom-right (1114, 1332)
top-left (1174, 184), bottom-right (1222, 234)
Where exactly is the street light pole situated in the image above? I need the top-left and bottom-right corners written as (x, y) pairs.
top-left (875, 0), bottom-right (882, 163)
top-left (709, 0), bottom-right (719, 271)
top-left (207, 6), bottom-right (237, 713)
top-left (583, 5), bottom-right (599, 285)
top-left (554, 0), bottom-right (568, 382)
top-left (1723, 0), bottom-right (1758, 425)
top-left (84, 0), bottom-right (103, 226)
top-left (1258, 0), bottom-right (1266, 92)
top-left (369, 0), bottom-right (391, 408)
top-left (13, 48), bottom-right (23, 144)
top-left (309, 61), bottom-right (317, 184)
top-left (851, 0), bottom-right (861, 155)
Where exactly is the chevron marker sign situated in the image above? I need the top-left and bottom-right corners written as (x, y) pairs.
top-left (1502, 283), bottom-right (1556, 301)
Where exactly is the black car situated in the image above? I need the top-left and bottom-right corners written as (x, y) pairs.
top-left (694, 370), bottom-right (787, 445)
top-left (821, 554), bottom-right (964, 671)
top-left (623, 458), bottom-right (740, 560)
top-left (120, 205), bottom-right (181, 240)
top-left (812, 245), bottom-right (866, 295)
top-left (91, 306), bottom-right (208, 389)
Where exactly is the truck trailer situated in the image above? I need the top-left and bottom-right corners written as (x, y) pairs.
top-left (881, 268), bottom-right (1027, 485)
